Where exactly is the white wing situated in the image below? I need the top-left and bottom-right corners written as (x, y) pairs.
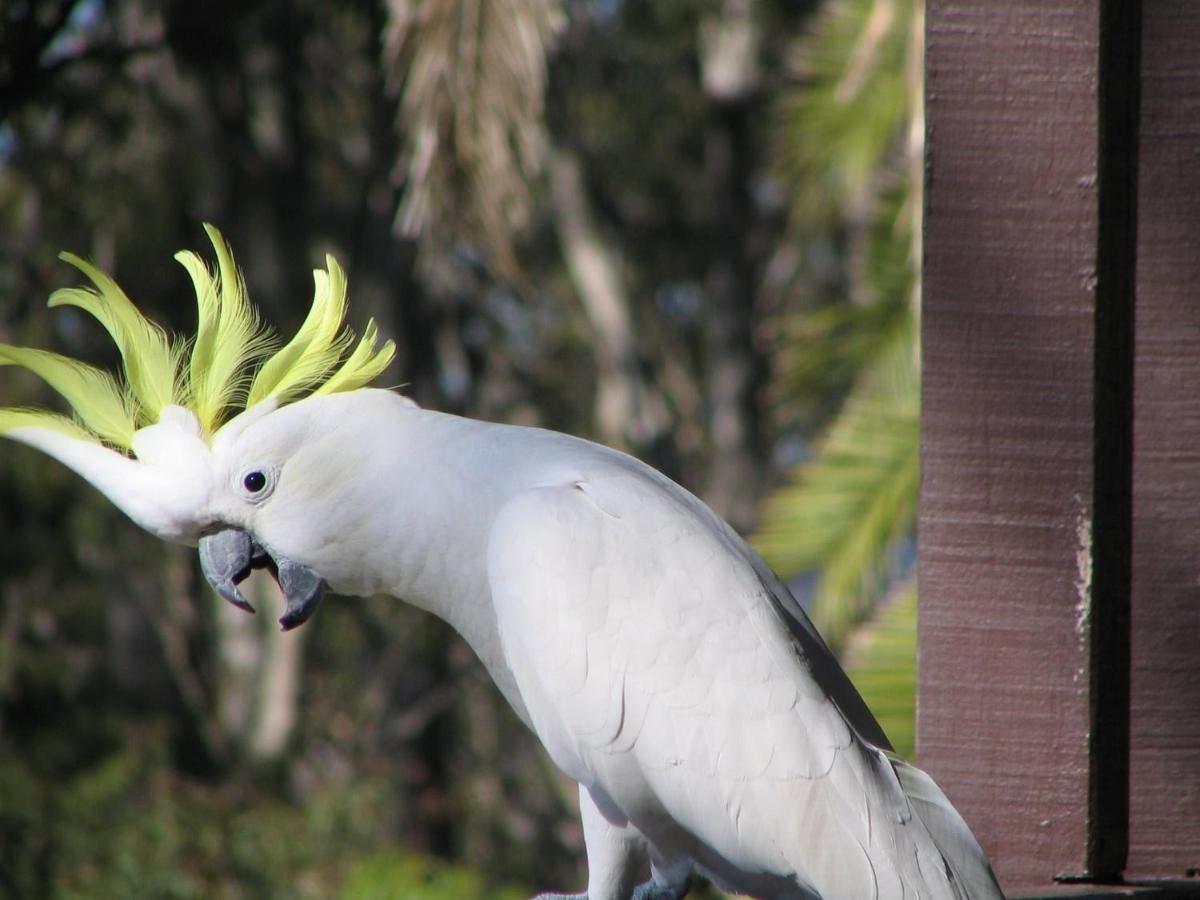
top-left (486, 464), bottom-right (1002, 899)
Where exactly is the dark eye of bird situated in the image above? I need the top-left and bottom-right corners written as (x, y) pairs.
top-left (243, 470), bottom-right (267, 493)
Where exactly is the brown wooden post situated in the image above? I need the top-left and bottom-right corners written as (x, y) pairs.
top-left (919, 0), bottom-right (1143, 894)
top-left (1127, 1), bottom-right (1200, 882)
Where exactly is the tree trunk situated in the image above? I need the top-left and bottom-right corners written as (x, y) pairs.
top-left (214, 570), bottom-right (305, 762)
top-left (700, 0), bottom-right (764, 530)
top-left (549, 148), bottom-right (668, 453)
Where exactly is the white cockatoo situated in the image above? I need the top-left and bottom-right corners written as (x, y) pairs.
top-left (0, 228), bottom-right (1004, 900)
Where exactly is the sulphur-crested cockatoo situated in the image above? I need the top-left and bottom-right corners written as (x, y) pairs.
top-left (0, 228), bottom-right (1003, 900)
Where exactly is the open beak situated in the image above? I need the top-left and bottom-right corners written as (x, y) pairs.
top-left (198, 528), bottom-right (326, 631)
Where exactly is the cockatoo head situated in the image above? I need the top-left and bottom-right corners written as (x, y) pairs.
top-left (0, 225), bottom-right (397, 629)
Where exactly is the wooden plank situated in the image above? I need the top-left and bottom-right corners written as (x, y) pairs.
top-left (1127, 0), bottom-right (1200, 880)
top-left (1015, 888), bottom-right (1200, 900)
top-left (919, 2), bottom-right (1105, 891)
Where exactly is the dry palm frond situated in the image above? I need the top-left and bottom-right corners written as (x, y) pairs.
top-left (383, 0), bottom-right (564, 279)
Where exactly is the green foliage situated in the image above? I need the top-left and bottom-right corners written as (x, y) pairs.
top-left (341, 852), bottom-right (526, 900)
top-left (0, 716), bottom-right (481, 900)
top-left (756, 0), bottom-right (922, 739)
top-left (770, 177), bottom-right (915, 425)
top-left (842, 585), bottom-right (917, 758)
top-left (547, 0), bottom-right (725, 287)
top-left (775, 0), bottom-right (916, 224)
top-left (757, 325), bottom-right (917, 650)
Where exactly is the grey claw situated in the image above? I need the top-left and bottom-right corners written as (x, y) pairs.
top-left (199, 529), bottom-right (257, 614)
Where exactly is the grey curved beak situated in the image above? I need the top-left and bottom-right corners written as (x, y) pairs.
top-left (199, 528), bottom-right (259, 613)
top-left (275, 557), bottom-right (325, 630)
top-left (198, 528), bottom-right (326, 631)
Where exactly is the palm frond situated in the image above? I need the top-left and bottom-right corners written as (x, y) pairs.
top-left (774, 0), bottom-right (914, 225)
top-left (383, 0), bottom-right (564, 277)
top-left (769, 107), bottom-right (920, 426)
top-left (842, 582), bottom-right (917, 757)
top-left (770, 288), bottom-right (909, 420)
top-left (758, 0), bottom-right (923, 659)
top-left (755, 322), bottom-right (918, 651)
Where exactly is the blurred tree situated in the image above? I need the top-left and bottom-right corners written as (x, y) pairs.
top-left (0, 0), bottom-right (890, 895)
top-left (753, 0), bottom-right (923, 756)
top-left (698, 0), bottom-right (767, 528)
top-left (0, 1), bottom-right (575, 893)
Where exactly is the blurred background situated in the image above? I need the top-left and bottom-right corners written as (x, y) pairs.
top-left (0, 0), bottom-right (921, 896)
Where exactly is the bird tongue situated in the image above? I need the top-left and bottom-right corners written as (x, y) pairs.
top-left (198, 528), bottom-right (326, 631)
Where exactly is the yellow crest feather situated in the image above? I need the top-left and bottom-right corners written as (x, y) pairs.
top-left (48, 254), bottom-right (182, 421)
top-left (0, 343), bottom-right (137, 447)
top-left (312, 319), bottom-right (397, 398)
top-left (179, 225), bottom-right (276, 433)
top-left (0, 225), bottom-right (397, 450)
top-left (247, 256), bottom-right (356, 407)
top-left (0, 408), bottom-right (98, 443)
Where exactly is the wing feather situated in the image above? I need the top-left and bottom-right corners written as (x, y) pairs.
top-left (486, 459), bottom-right (1002, 899)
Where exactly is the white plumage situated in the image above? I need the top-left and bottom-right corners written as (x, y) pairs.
top-left (10, 389), bottom-right (1002, 899)
top-left (1, 232), bottom-right (1005, 899)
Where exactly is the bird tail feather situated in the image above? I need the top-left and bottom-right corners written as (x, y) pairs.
top-left (887, 754), bottom-right (1006, 899)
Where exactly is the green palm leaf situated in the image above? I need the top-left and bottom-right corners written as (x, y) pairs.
top-left (759, 0), bottom-right (924, 751)
top-left (775, 0), bottom-right (915, 225)
top-left (755, 325), bottom-right (918, 651)
top-left (842, 582), bottom-right (917, 757)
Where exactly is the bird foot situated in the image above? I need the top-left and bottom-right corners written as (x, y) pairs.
top-left (531, 878), bottom-right (688, 900)
top-left (632, 877), bottom-right (689, 900)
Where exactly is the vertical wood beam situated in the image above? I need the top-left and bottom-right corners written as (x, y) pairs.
top-left (919, 1), bottom-right (1137, 891)
top-left (1127, 0), bottom-right (1200, 880)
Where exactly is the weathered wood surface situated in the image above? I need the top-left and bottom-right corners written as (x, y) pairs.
top-left (923, 0), bottom-right (1200, 891)
top-left (920, 0), bottom-right (1139, 892)
top-left (1127, 0), bottom-right (1200, 882)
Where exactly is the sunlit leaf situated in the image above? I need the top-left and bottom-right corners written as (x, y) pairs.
top-left (774, 0), bottom-right (915, 225)
top-left (756, 325), bottom-right (918, 650)
top-left (842, 582), bottom-right (917, 758)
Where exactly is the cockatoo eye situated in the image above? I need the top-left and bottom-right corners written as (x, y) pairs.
top-left (236, 465), bottom-right (277, 502)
